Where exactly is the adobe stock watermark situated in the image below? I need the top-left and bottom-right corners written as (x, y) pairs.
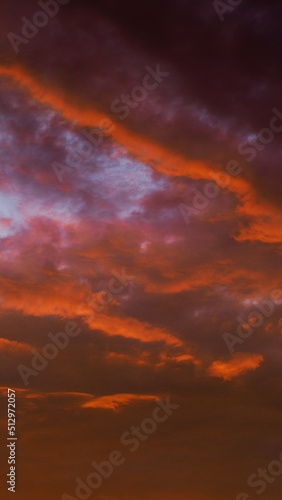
top-left (179, 108), bottom-right (282, 226)
top-left (110, 65), bottom-right (169, 120)
top-left (213, 0), bottom-right (244, 22)
top-left (223, 289), bottom-right (282, 354)
top-left (236, 449), bottom-right (282, 499)
top-left (178, 159), bottom-right (242, 225)
top-left (17, 268), bottom-right (135, 386)
top-left (7, 0), bottom-right (70, 54)
top-left (52, 64), bottom-right (170, 183)
top-left (62, 397), bottom-right (179, 500)
top-left (238, 108), bottom-right (282, 162)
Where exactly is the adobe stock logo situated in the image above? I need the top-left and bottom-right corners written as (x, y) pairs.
top-left (17, 268), bottom-right (135, 386)
top-left (236, 449), bottom-right (282, 500)
top-left (52, 64), bottom-right (169, 183)
top-left (223, 289), bottom-right (282, 354)
top-left (62, 397), bottom-right (179, 500)
top-left (237, 108), bottom-right (282, 162)
top-left (179, 108), bottom-right (282, 227)
top-left (7, 0), bottom-right (70, 54)
top-left (213, 0), bottom-right (244, 22)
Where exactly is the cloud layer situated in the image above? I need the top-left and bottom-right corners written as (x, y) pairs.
top-left (0, 1), bottom-right (281, 499)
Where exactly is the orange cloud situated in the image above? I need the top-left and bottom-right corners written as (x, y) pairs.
top-left (234, 191), bottom-right (282, 243)
top-left (208, 353), bottom-right (264, 380)
top-left (156, 352), bottom-right (199, 367)
top-left (0, 272), bottom-right (182, 347)
top-left (1, 64), bottom-right (280, 244)
top-left (87, 313), bottom-right (182, 346)
top-left (81, 393), bottom-right (157, 411)
top-left (0, 387), bottom-right (28, 396)
top-left (2, 389), bottom-right (157, 412)
top-left (0, 338), bottom-right (31, 352)
top-left (0, 64), bottom-right (216, 179)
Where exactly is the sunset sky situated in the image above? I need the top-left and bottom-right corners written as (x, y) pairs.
top-left (0, 1), bottom-right (282, 499)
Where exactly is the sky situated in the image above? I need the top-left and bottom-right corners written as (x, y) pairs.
top-left (0, 1), bottom-right (282, 499)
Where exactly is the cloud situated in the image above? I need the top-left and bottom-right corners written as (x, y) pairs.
top-left (0, 337), bottom-right (31, 352)
top-left (0, 2), bottom-right (281, 498)
top-left (208, 353), bottom-right (264, 380)
top-left (81, 393), bottom-right (157, 411)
